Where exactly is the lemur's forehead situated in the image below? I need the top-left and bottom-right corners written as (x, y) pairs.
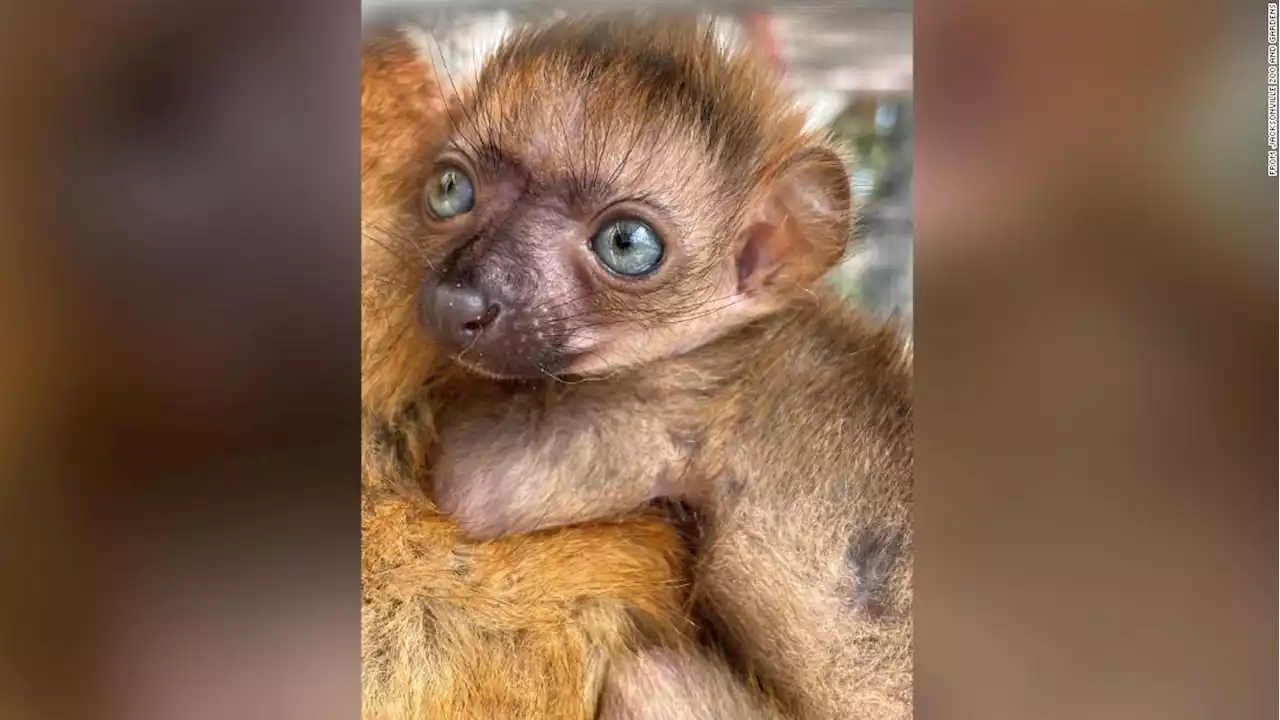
top-left (456, 78), bottom-right (733, 212)
top-left (469, 16), bottom-right (790, 167)
top-left (451, 19), bottom-right (794, 207)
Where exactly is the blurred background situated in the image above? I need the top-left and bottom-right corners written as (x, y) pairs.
top-left (362, 0), bottom-right (915, 331)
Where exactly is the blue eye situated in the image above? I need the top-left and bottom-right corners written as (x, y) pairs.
top-left (590, 219), bottom-right (664, 277)
top-left (425, 167), bottom-right (475, 219)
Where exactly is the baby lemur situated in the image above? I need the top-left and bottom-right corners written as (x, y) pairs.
top-left (414, 15), bottom-right (914, 720)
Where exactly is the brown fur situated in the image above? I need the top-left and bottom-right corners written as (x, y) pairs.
top-left (361, 28), bottom-right (698, 720)
top-left (600, 648), bottom-right (788, 720)
top-left (435, 294), bottom-right (914, 720)
top-left (418, 15), bottom-right (914, 720)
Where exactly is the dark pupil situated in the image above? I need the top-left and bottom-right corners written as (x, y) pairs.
top-left (591, 218), bottom-right (662, 277)
top-left (440, 172), bottom-right (456, 196)
top-left (614, 226), bottom-right (632, 249)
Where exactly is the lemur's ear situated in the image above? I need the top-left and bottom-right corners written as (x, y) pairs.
top-left (734, 145), bottom-right (852, 295)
